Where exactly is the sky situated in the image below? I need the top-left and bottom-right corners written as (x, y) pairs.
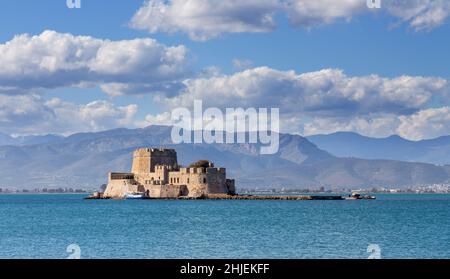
top-left (0, 0), bottom-right (449, 140)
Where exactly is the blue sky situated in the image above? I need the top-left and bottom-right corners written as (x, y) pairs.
top-left (0, 0), bottom-right (449, 139)
top-left (1, 0), bottom-right (448, 77)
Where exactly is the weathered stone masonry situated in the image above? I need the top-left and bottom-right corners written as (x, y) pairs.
top-left (103, 148), bottom-right (236, 199)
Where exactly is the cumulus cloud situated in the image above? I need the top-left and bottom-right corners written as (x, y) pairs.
top-left (0, 30), bottom-right (190, 96)
top-left (385, 0), bottom-right (450, 31)
top-left (130, 0), bottom-right (450, 40)
top-left (140, 112), bottom-right (173, 127)
top-left (1, 29), bottom-right (448, 139)
top-left (286, 0), bottom-right (366, 27)
top-left (145, 66), bottom-right (449, 140)
top-left (130, 0), bottom-right (280, 41)
top-left (0, 95), bottom-right (138, 135)
top-left (397, 106), bottom-right (450, 140)
top-left (286, 0), bottom-right (450, 30)
top-left (163, 67), bottom-right (447, 116)
top-left (301, 107), bottom-right (450, 140)
top-left (301, 114), bottom-right (402, 137)
top-left (4, 63), bottom-right (446, 139)
top-left (142, 107), bottom-right (450, 140)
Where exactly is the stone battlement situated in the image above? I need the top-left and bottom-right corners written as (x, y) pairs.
top-left (132, 147), bottom-right (178, 173)
top-left (133, 148), bottom-right (177, 156)
top-left (103, 147), bottom-right (235, 199)
top-left (109, 172), bottom-right (135, 180)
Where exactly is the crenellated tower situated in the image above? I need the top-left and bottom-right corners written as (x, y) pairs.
top-left (131, 148), bottom-right (178, 174)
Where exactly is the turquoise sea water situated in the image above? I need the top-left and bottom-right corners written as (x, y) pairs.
top-left (0, 194), bottom-right (449, 259)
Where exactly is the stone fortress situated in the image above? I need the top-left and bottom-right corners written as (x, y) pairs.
top-left (103, 148), bottom-right (236, 199)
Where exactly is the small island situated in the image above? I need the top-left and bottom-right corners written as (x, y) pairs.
top-left (98, 148), bottom-right (236, 199)
top-left (86, 147), bottom-right (375, 201)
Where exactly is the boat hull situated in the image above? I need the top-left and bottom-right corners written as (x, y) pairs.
top-left (125, 194), bottom-right (144, 199)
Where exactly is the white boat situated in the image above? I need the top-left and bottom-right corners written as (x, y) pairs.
top-left (345, 192), bottom-right (376, 200)
top-left (125, 193), bottom-right (144, 199)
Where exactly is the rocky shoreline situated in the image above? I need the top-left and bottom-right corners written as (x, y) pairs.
top-left (85, 193), bottom-right (374, 200)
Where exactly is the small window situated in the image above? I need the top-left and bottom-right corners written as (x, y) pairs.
top-left (187, 178), bottom-right (190, 183)
top-left (203, 178), bottom-right (206, 183)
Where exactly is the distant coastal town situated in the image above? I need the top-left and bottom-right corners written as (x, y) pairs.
top-left (0, 145), bottom-right (449, 196)
top-left (1, 183), bottom-right (449, 195)
top-left (240, 184), bottom-right (450, 194)
top-left (0, 187), bottom-right (88, 194)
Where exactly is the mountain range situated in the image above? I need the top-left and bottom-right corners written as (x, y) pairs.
top-left (0, 126), bottom-right (449, 190)
top-left (0, 132), bottom-right (63, 146)
top-left (307, 132), bottom-right (450, 165)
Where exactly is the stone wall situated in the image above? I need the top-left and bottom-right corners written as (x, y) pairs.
top-left (131, 148), bottom-right (177, 173)
top-left (205, 167), bottom-right (228, 194)
top-left (103, 173), bottom-right (140, 198)
top-left (226, 179), bottom-right (236, 195)
top-left (143, 184), bottom-right (188, 198)
top-left (134, 165), bottom-right (170, 186)
top-left (103, 148), bottom-right (235, 199)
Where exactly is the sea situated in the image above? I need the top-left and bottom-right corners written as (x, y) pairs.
top-left (0, 194), bottom-right (449, 259)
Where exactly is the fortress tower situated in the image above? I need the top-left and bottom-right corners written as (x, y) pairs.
top-left (104, 147), bottom-right (236, 199)
top-left (131, 148), bottom-right (178, 174)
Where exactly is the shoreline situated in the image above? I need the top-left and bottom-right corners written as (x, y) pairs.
top-left (85, 193), bottom-right (376, 200)
top-left (1, 192), bottom-right (450, 196)
top-left (0, 192), bottom-right (88, 196)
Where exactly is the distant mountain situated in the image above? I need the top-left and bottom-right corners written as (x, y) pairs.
top-left (0, 133), bottom-right (15, 146)
top-left (0, 126), bottom-right (449, 190)
top-left (0, 134), bottom-right (63, 147)
top-left (307, 132), bottom-right (450, 165)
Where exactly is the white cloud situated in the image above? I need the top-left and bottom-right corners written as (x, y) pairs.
top-left (164, 67), bottom-right (447, 116)
top-left (301, 107), bottom-right (450, 141)
top-left (130, 0), bottom-right (450, 40)
top-left (140, 112), bottom-right (173, 127)
top-left (397, 106), bottom-right (450, 140)
top-left (0, 30), bottom-right (190, 96)
top-left (232, 59), bottom-right (253, 71)
top-left (143, 107), bottom-right (450, 140)
top-left (0, 95), bottom-right (54, 129)
top-left (3, 68), bottom-right (445, 139)
top-left (301, 114), bottom-right (402, 137)
top-left (385, 0), bottom-right (450, 31)
top-left (287, 0), bottom-right (365, 27)
top-left (287, 0), bottom-right (450, 30)
top-left (0, 95), bottom-right (138, 135)
top-left (130, 0), bottom-right (281, 40)
top-left (148, 66), bottom-right (449, 140)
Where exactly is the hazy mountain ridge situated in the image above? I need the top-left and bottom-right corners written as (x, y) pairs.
top-left (307, 132), bottom-right (450, 165)
top-left (0, 126), bottom-right (449, 190)
top-left (0, 132), bottom-right (63, 147)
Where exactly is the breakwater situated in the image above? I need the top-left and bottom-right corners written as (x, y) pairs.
top-left (195, 194), bottom-right (345, 200)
